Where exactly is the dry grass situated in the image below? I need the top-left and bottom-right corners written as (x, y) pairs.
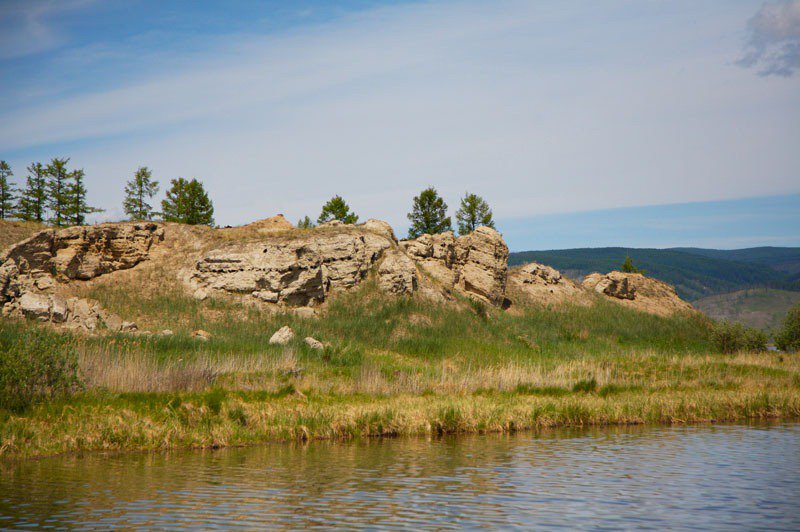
top-left (0, 220), bottom-right (48, 251)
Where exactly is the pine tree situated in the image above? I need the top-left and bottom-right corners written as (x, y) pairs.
top-left (46, 158), bottom-right (72, 227)
top-left (161, 178), bottom-right (215, 226)
top-left (123, 166), bottom-right (160, 220)
top-left (406, 187), bottom-right (451, 238)
top-left (455, 192), bottom-right (495, 235)
top-left (17, 162), bottom-right (48, 222)
top-left (297, 215), bottom-right (315, 229)
top-left (621, 256), bottom-right (645, 274)
top-left (65, 168), bottom-right (103, 226)
top-left (0, 160), bottom-right (17, 220)
top-left (317, 195), bottom-right (358, 224)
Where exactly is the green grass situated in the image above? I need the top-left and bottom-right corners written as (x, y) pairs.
top-left (1, 278), bottom-right (798, 459)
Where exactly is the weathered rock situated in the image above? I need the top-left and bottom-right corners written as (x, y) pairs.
top-left (121, 321), bottom-right (138, 332)
top-left (508, 262), bottom-right (588, 306)
top-left (361, 219), bottom-right (397, 242)
top-left (191, 229), bottom-right (392, 306)
top-left (400, 226), bottom-right (508, 305)
top-left (18, 292), bottom-right (52, 321)
top-left (582, 271), bottom-right (695, 316)
top-left (240, 214), bottom-right (294, 234)
top-left (304, 336), bottom-right (324, 350)
top-left (269, 325), bottom-right (295, 345)
top-left (378, 249), bottom-right (417, 295)
top-left (192, 329), bottom-right (212, 341)
top-left (159, 329), bottom-right (174, 336)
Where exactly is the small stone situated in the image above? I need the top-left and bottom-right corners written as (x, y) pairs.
top-left (304, 336), bottom-right (324, 350)
top-left (252, 290), bottom-right (279, 303)
top-left (193, 288), bottom-right (209, 301)
top-left (159, 329), bottom-right (174, 336)
top-left (192, 329), bottom-right (212, 341)
top-left (269, 325), bottom-right (295, 345)
top-left (50, 295), bottom-right (68, 323)
top-left (121, 321), bottom-right (138, 332)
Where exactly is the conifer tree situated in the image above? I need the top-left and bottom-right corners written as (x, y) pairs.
top-left (46, 158), bottom-right (72, 227)
top-left (161, 178), bottom-right (214, 226)
top-left (123, 166), bottom-right (160, 220)
top-left (65, 168), bottom-right (103, 226)
top-left (317, 195), bottom-right (358, 224)
top-left (621, 256), bottom-right (645, 274)
top-left (0, 161), bottom-right (16, 220)
top-left (297, 215), bottom-right (315, 229)
top-left (406, 187), bottom-right (451, 238)
top-left (455, 192), bottom-right (495, 235)
top-left (17, 162), bottom-right (48, 222)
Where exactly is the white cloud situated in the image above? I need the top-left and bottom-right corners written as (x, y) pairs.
top-left (0, 0), bottom-right (97, 59)
top-left (738, 0), bottom-right (800, 76)
top-left (2, 0), bottom-right (799, 234)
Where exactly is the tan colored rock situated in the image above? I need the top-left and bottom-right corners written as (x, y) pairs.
top-left (304, 336), bottom-right (324, 350)
top-left (241, 214), bottom-right (294, 234)
top-left (270, 325), bottom-right (295, 345)
top-left (362, 219), bottom-right (397, 242)
top-left (378, 249), bottom-right (417, 295)
top-left (18, 292), bottom-right (51, 321)
top-left (192, 329), bottom-right (212, 341)
top-left (582, 271), bottom-right (694, 316)
top-left (508, 262), bottom-right (588, 306)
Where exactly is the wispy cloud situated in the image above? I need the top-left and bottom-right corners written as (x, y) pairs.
top-left (0, 0), bottom-right (97, 59)
top-left (737, 0), bottom-right (800, 76)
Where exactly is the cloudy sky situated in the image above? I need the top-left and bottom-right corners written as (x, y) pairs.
top-left (1, 0), bottom-right (798, 249)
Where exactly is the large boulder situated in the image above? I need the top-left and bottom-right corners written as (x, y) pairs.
top-left (378, 249), bottom-right (417, 295)
top-left (582, 271), bottom-right (694, 316)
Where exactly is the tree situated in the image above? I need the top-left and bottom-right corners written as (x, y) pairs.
top-left (407, 187), bottom-right (451, 238)
top-left (65, 168), bottom-right (103, 226)
top-left (45, 158), bottom-right (72, 227)
top-left (161, 178), bottom-right (215, 226)
top-left (0, 161), bottom-right (16, 220)
top-left (455, 192), bottom-right (494, 235)
top-left (123, 166), bottom-right (160, 220)
top-left (776, 303), bottom-right (800, 352)
top-left (297, 215), bottom-right (315, 229)
top-left (317, 195), bottom-right (358, 224)
top-left (17, 162), bottom-right (48, 222)
top-left (621, 256), bottom-right (645, 274)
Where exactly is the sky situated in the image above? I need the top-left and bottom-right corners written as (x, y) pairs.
top-left (0, 0), bottom-right (798, 249)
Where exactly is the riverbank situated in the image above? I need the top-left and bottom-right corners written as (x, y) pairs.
top-left (2, 282), bottom-right (799, 459)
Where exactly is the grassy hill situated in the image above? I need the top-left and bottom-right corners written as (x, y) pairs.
top-left (509, 247), bottom-right (798, 301)
top-left (693, 289), bottom-right (800, 332)
top-left (0, 220), bottom-right (46, 251)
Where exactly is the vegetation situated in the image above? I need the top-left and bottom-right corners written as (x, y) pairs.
top-left (776, 303), bottom-right (800, 352)
top-left (45, 158), bottom-right (72, 227)
top-left (1, 277), bottom-right (798, 459)
top-left (297, 215), bottom-right (315, 229)
top-left (317, 195), bottom-right (358, 225)
top-left (621, 255), bottom-right (645, 274)
top-left (711, 321), bottom-right (767, 353)
top-left (694, 289), bottom-right (800, 332)
top-left (509, 247), bottom-right (800, 301)
top-left (0, 322), bottom-right (81, 413)
top-left (0, 161), bottom-right (16, 219)
top-left (407, 187), bottom-right (451, 238)
top-left (65, 168), bottom-right (103, 225)
top-left (455, 192), bottom-right (494, 235)
top-left (161, 178), bottom-right (215, 226)
top-left (17, 162), bottom-right (48, 223)
top-left (123, 166), bottom-right (160, 220)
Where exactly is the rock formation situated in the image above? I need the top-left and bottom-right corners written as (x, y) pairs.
top-left (399, 226), bottom-right (508, 305)
top-left (582, 271), bottom-right (694, 316)
top-left (507, 262), bottom-right (588, 305)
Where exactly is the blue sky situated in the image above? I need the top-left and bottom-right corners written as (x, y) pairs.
top-left (1, 0), bottom-right (798, 249)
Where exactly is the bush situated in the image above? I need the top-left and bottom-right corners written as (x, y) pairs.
top-left (0, 323), bottom-right (82, 412)
top-left (775, 303), bottom-right (800, 352)
top-left (711, 321), bottom-right (768, 354)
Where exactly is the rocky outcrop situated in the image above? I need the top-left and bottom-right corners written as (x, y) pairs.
top-left (378, 249), bottom-right (417, 295)
top-left (190, 229), bottom-right (393, 306)
top-left (582, 271), bottom-right (694, 316)
top-left (508, 262), bottom-right (588, 305)
top-left (400, 226), bottom-right (508, 305)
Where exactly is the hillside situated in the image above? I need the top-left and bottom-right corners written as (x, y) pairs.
top-left (0, 220), bottom-right (47, 251)
top-left (509, 247), bottom-right (800, 301)
top-left (693, 289), bottom-right (800, 332)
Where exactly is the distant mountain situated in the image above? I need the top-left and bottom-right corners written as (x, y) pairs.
top-left (508, 246), bottom-right (800, 301)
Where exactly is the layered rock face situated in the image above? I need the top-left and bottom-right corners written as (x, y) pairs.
top-left (190, 229), bottom-right (394, 306)
top-left (583, 271), bottom-right (694, 316)
top-left (1, 223), bottom-right (163, 330)
top-left (508, 262), bottom-right (587, 305)
top-left (400, 226), bottom-right (508, 305)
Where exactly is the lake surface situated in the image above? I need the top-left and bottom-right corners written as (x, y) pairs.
top-left (2, 423), bottom-right (799, 530)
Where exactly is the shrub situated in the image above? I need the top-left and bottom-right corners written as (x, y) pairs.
top-left (711, 321), bottom-right (767, 354)
top-left (0, 323), bottom-right (82, 412)
top-left (775, 303), bottom-right (800, 352)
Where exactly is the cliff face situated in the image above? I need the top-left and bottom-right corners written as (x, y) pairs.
top-left (0, 217), bottom-right (694, 332)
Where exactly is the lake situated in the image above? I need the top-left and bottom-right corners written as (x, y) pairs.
top-left (2, 423), bottom-right (798, 529)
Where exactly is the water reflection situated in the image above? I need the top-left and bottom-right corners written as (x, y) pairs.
top-left (2, 424), bottom-right (799, 529)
